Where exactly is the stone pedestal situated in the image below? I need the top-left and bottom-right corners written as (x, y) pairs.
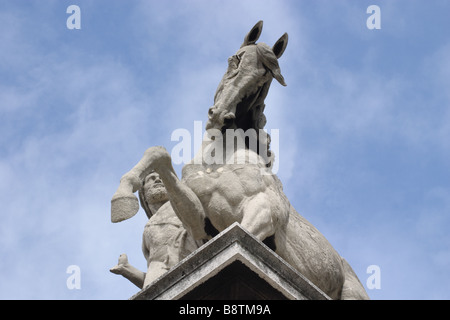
top-left (130, 222), bottom-right (330, 300)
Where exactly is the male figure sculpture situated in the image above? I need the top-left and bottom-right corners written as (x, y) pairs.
top-left (110, 171), bottom-right (200, 288)
top-left (111, 21), bottom-right (369, 299)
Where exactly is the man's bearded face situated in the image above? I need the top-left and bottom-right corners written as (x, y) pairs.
top-left (144, 172), bottom-right (169, 204)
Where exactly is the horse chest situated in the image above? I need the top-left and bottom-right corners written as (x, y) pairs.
top-left (186, 167), bottom-right (245, 205)
top-left (184, 166), bottom-right (261, 229)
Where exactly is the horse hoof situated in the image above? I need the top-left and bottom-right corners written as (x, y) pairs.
top-left (111, 194), bottom-right (139, 223)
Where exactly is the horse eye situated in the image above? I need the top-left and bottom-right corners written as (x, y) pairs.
top-left (228, 55), bottom-right (240, 69)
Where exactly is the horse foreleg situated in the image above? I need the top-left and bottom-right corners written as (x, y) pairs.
top-left (111, 146), bottom-right (209, 241)
top-left (240, 193), bottom-right (276, 249)
top-left (111, 146), bottom-right (173, 223)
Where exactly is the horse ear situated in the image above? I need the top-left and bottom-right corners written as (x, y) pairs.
top-left (272, 33), bottom-right (288, 59)
top-left (241, 20), bottom-right (263, 48)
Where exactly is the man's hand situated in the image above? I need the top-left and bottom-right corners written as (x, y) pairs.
top-left (110, 253), bottom-right (129, 275)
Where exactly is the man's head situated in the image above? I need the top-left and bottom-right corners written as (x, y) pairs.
top-left (139, 171), bottom-right (169, 219)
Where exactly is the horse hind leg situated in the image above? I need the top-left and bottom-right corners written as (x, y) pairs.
top-left (340, 258), bottom-right (370, 300)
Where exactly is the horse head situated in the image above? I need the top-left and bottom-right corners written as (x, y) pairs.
top-left (205, 21), bottom-right (288, 133)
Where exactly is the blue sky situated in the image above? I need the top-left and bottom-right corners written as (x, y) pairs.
top-left (1, 0), bottom-right (449, 299)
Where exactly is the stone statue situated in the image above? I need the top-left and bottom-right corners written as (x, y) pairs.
top-left (110, 171), bottom-right (201, 288)
top-left (111, 21), bottom-right (369, 300)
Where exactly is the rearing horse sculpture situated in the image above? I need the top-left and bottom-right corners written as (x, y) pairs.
top-left (111, 21), bottom-right (369, 300)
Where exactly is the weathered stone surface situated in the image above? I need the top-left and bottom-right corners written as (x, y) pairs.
top-left (131, 223), bottom-right (331, 300)
top-left (110, 172), bottom-right (201, 289)
top-left (111, 21), bottom-right (369, 300)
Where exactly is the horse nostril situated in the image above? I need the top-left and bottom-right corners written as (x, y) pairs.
top-left (208, 107), bottom-right (215, 119)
